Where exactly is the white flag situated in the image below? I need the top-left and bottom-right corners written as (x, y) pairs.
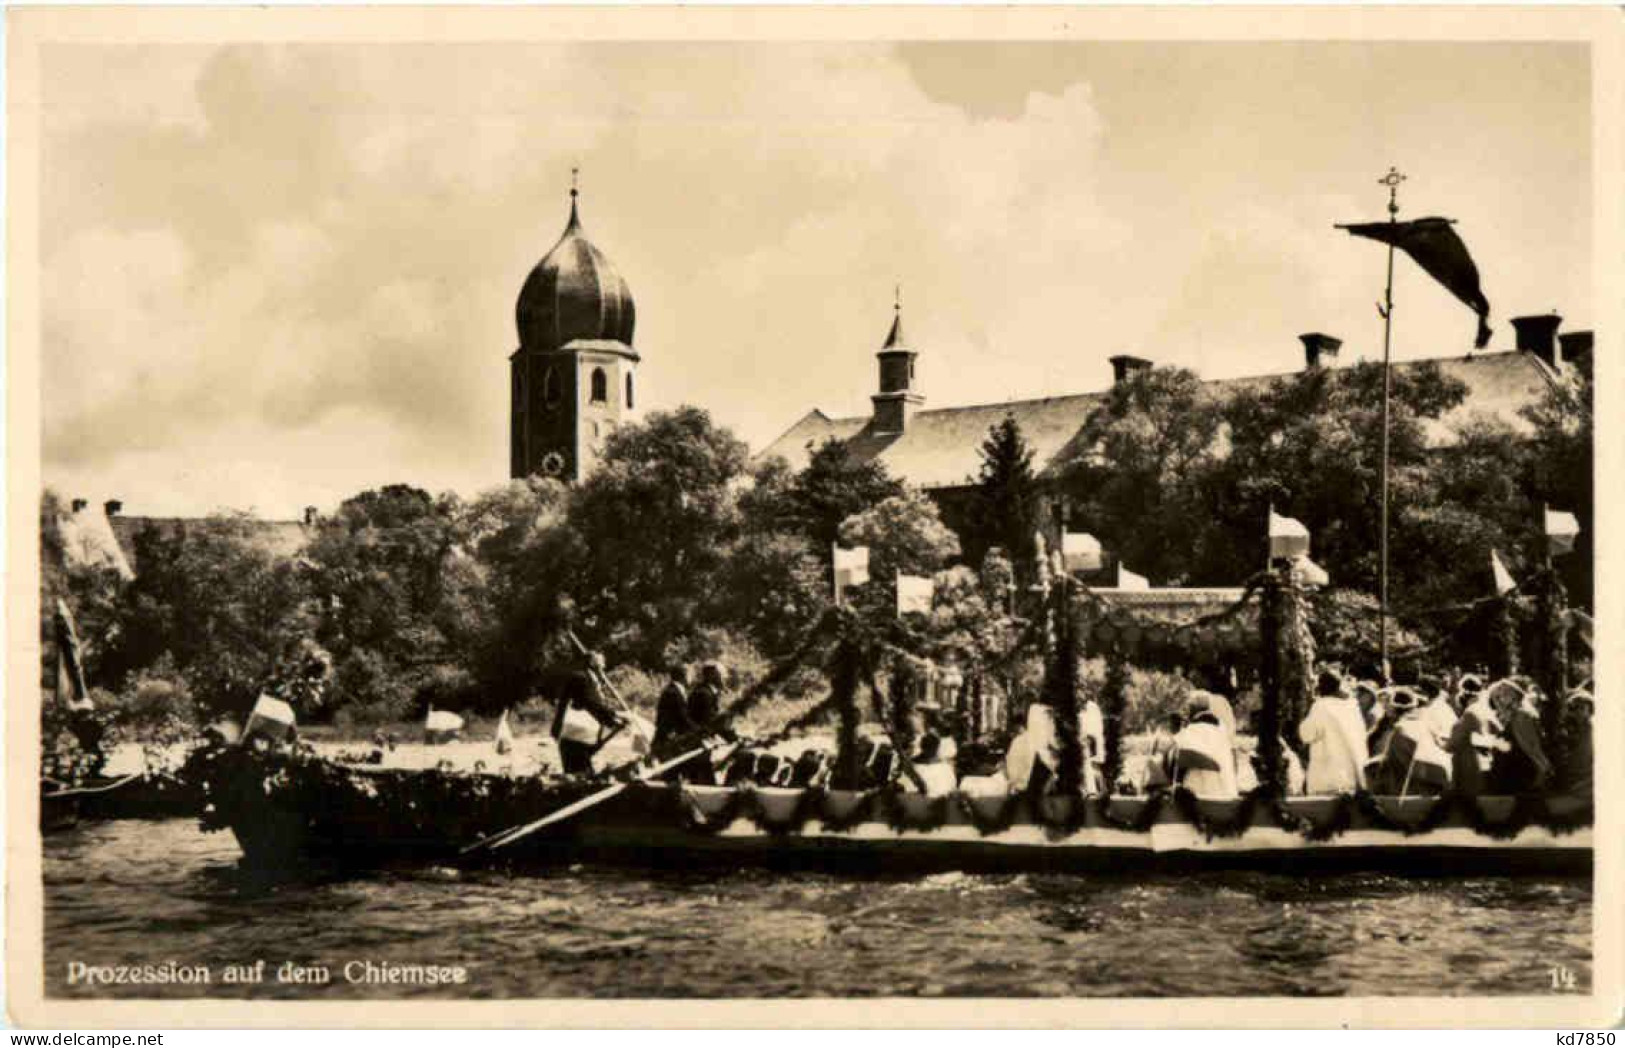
top-left (1545, 508), bottom-right (1580, 556)
top-left (1268, 509), bottom-right (1311, 559)
top-left (244, 694), bottom-right (297, 743)
top-left (1291, 557), bottom-right (1330, 588)
top-left (495, 709), bottom-right (515, 755)
top-left (426, 709), bottom-right (465, 733)
top-left (833, 544), bottom-right (870, 602)
top-left (1115, 563), bottom-right (1150, 590)
top-left (1061, 532), bottom-right (1103, 573)
top-left (896, 574), bottom-right (934, 615)
top-left (1490, 549), bottom-right (1517, 595)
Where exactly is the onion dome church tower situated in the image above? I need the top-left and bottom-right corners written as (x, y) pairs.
top-left (510, 174), bottom-right (639, 482)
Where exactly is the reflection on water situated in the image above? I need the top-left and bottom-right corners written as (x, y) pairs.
top-left (44, 820), bottom-right (1590, 999)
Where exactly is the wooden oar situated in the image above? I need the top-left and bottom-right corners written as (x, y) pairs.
top-left (461, 742), bottom-right (727, 856)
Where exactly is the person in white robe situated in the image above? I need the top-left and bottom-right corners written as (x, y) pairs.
top-left (1298, 670), bottom-right (1370, 795)
top-left (1172, 694), bottom-right (1239, 799)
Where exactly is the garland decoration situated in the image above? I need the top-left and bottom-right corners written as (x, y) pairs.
top-left (1091, 789), bottom-right (1168, 834)
top-left (713, 608), bottom-right (839, 730)
top-left (1168, 785), bottom-right (1264, 840)
top-left (817, 789), bottom-right (876, 832)
top-left (1028, 789), bottom-right (1090, 839)
top-left (874, 783), bottom-right (951, 832)
top-left (1270, 792), bottom-right (1356, 843)
top-left (954, 791), bottom-right (1023, 835)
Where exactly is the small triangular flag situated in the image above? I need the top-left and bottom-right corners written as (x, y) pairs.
top-left (1490, 549), bottom-right (1517, 595)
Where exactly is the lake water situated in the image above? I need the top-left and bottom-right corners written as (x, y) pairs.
top-left (44, 819), bottom-right (1590, 999)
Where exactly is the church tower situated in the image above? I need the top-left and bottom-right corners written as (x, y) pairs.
top-left (870, 289), bottom-right (923, 435)
top-left (510, 176), bottom-right (639, 482)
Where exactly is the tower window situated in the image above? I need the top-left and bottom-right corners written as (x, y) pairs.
top-left (590, 367), bottom-right (608, 404)
top-left (625, 373), bottom-right (635, 409)
top-left (513, 369), bottom-right (526, 410)
top-left (543, 366), bottom-right (560, 408)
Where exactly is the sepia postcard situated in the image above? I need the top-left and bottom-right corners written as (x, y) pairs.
top-left (6, 3), bottom-right (1623, 1030)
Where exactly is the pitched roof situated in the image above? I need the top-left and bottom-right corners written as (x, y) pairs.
top-left (107, 515), bottom-right (313, 574)
top-left (757, 350), bottom-right (1560, 491)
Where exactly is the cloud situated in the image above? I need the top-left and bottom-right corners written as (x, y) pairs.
top-left (38, 41), bottom-right (1590, 517)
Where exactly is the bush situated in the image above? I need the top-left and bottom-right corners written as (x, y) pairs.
top-left (331, 648), bottom-right (415, 724)
top-left (104, 659), bottom-right (199, 767)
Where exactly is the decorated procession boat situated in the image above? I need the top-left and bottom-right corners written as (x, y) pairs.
top-left (196, 747), bottom-right (1592, 877)
top-left (188, 562), bottom-right (1595, 878)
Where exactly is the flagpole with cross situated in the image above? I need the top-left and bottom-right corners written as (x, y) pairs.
top-left (1339, 168), bottom-right (1494, 683)
top-left (1376, 165), bottom-right (1404, 683)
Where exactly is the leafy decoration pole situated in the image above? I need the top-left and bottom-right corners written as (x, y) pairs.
top-left (1537, 564), bottom-right (1571, 779)
top-left (1278, 570), bottom-right (1317, 753)
top-left (1494, 596), bottom-right (1520, 678)
top-left (1101, 652), bottom-right (1130, 794)
top-left (1257, 570), bottom-right (1284, 795)
top-left (828, 613), bottom-right (865, 790)
top-left (1044, 578), bottom-right (1085, 795)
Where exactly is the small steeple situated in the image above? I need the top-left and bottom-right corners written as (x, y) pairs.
top-left (566, 165), bottom-right (581, 230)
top-left (872, 285), bottom-right (923, 435)
top-left (884, 284), bottom-right (906, 349)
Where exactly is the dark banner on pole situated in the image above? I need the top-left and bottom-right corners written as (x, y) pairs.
top-left (1339, 216), bottom-right (1493, 348)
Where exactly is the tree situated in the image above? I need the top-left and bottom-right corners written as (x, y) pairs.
top-left (303, 484), bottom-right (472, 717)
top-left (1063, 367), bottom-right (1225, 585)
top-left (964, 416), bottom-right (1043, 577)
top-left (783, 439), bottom-right (903, 559)
top-left (836, 488), bottom-right (961, 589)
top-left (99, 514), bottom-right (318, 718)
top-left (1523, 366), bottom-right (1593, 609)
top-left (563, 406), bottom-right (752, 665)
top-left (1201, 360), bottom-right (1470, 591)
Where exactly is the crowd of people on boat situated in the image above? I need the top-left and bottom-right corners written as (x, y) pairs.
top-left (544, 643), bottom-right (1593, 803)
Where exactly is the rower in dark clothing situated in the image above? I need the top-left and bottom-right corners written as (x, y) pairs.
top-left (689, 662), bottom-right (725, 727)
top-left (652, 663), bottom-right (695, 759)
top-left (652, 662), bottom-right (719, 783)
top-left (673, 661), bottom-right (729, 785)
top-left (549, 649), bottom-right (626, 777)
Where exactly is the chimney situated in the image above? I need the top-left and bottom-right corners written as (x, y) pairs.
top-left (303, 506), bottom-right (319, 526)
top-left (103, 499), bottom-right (123, 517)
top-left (1109, 354), bottom-right (1152, 385)
top-left (1558, 330), bottom-right (1593, 373)
top-left (71, 498), bottom-right (88, 513)
top-left (1299, 332), bottom-right (1342, 370)
top-left (1511, 313), bottom-right (1562, 369)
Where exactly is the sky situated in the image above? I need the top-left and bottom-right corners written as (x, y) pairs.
top-left (38, 40), bottom-right (1592, 518)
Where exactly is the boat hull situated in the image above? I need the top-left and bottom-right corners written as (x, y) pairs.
top-left (199, 749), bottom-right (1592, 878)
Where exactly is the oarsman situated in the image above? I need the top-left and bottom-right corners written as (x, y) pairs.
top-left (689, 661), bottom-right (726, 730)
top-left (1079, 690), bottom-right (1107, 796)
top-left (909, 733), bottom-right (959, 796)
top-left (1298, 669), bottom-right (1370, 795)
top-left (1366, 688), bottom-right (1451, 796)
top-left (1172, 693), bottom-right (1239, 799)
top-left (1448, 679), bottom-right (1514, 798)
top-left (1417, 676), bottom-right (1460, 749)
top-left (651, 662), bottom-right (695, 760)
top-left (1490, 681), bottom-right (1553, 794)
top-left (549, 649), bottom-right (627, 777)
top-left (1558, 687), bottom-right (1593, 801)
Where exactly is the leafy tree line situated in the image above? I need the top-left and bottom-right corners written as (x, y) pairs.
top-left (41, 355), bottom-right (1588, 735)
top-left (42, 409), bottom-right (937, 728)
